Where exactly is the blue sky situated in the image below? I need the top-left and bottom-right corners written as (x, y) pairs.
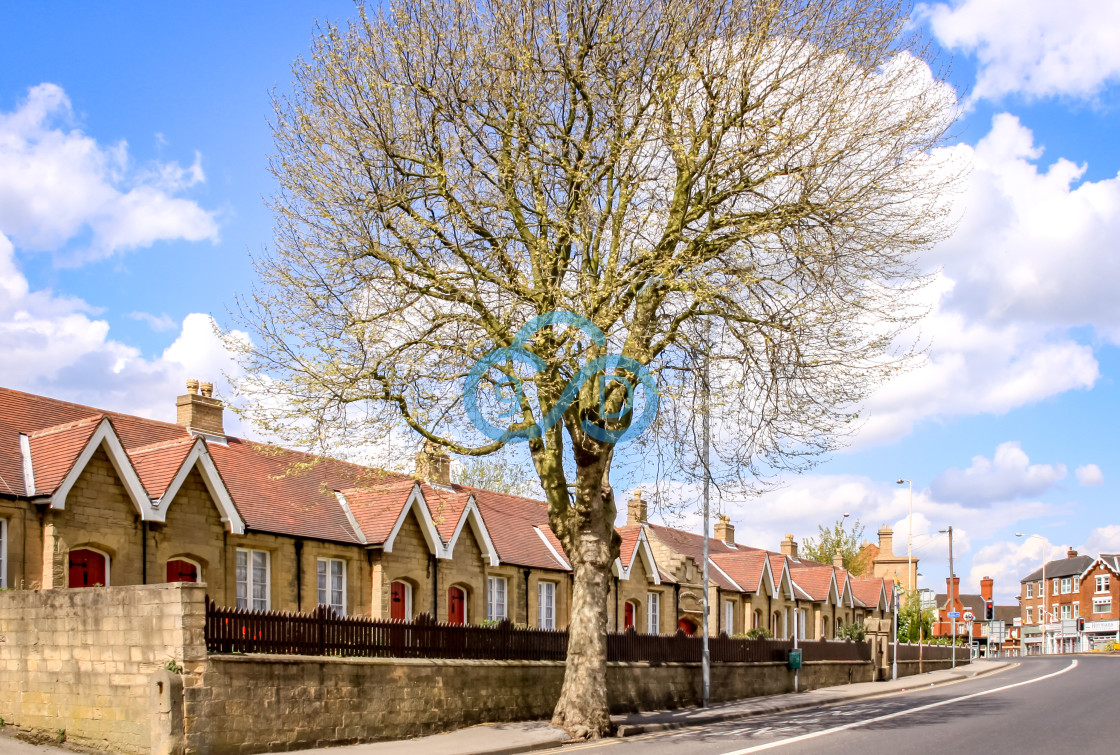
top-left (2, 1), bottom-right (1119, 602)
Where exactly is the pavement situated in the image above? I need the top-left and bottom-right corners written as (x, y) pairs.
top-left (297, 659), bottom-right (1011, 755)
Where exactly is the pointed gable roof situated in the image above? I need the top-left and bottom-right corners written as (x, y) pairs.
top-left (26, 416), bottom-right (102, 495)
top-left (711, 550), bottom-right (772, 594)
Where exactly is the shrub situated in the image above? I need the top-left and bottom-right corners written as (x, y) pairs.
top-left (743, 627), bottom-right (772, 639)
top-left (837, 623), bottom-right (867, 642)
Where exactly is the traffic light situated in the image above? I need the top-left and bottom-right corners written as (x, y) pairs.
top-left (984, 600), bottom-right (994, 621)
top-left (1077, 617), bottom-right (1085, 633)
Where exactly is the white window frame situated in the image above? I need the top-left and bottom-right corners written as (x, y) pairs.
top-left (236, 548), bottom-right (270, 611)
top-left (1026, 583), bottom-right (1033, 598)
top-left (1073, 602), bottom-right (1080, 619)
top-left (1053, 578), bottom-right (1060, 596)
top-left (1097, 575), bottom-right (1110, 593)
top-left (317, 557), bottom-right (346, 615)
top-left (538, 581), bottom-right (556, 630)
top-left (648, 592), bottom-right (661, 634)
top-left (723, 600), bottom-right (734, 635)
top-left (0, 518), bottom-right (7, 589)
top-left (1093, 597), bottom-right (1112, 614)
top-left (1060, 604), bottom-right (1071, 620)
top-left (487, 575), bottom-right (508, 621)
top-left (1026, 606), bottom-right (1032, 623)
top-left (1061, 577), bottom-right (1071, 594)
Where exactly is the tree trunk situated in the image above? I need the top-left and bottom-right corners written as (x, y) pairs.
top-left (551, 545), bottom-right (613, 738)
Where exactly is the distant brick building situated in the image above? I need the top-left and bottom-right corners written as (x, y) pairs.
top-left (933, 576), bottom-right (1018, 655)
top-left (1018, 549), bottom-right (1119, 653)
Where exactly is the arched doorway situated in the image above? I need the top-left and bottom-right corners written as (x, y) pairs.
top-left (624, 601), bottom-right (637, 630)
top-left (678, 616), bottom-right (698, 635)
top-left (166, 558), bottom-right (200, 583)
top-left (69, 548), bottom-right (108, 588)
top-left (449, 586), bottom-right (467, 625)
top-left (390, 581), bottom-right (412, 621)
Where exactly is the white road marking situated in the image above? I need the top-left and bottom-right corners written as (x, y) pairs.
top-left (719, 660), bottom-right (1078, 754)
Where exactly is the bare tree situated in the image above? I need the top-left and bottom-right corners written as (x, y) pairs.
top-left (233, 0), bottom-right (959, 737)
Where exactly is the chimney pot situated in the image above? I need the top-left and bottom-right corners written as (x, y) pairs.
top-left (414, 442), bottom-right (452, 487)
top-left (714, 515), bottom-right (735, 545)
top-left (627, 490), bottom-right (648, 526)
top-left (833, 550), bottom-right (844, 568)
top-left (780, 533), bottom-right (798, 558)
top-left (1068, 548), bottom-right (1078, 559)
top-left (176, 379), bottom-right (224, 438)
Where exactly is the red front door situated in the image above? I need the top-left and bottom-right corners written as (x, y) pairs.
top-left (166, 559), bottom-right (199, 583)
top-left (390, 581), bottom-right (407, 621)
top-left (449, 586), bottom-right (466, 625)
top-left (678, 617), bottom-right (697, 636)
top-left (624, 601), bottom-right (635, 630)
top-left (68, 549), bottom-right (107, 588)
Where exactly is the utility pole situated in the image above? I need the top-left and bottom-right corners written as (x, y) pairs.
top-left (940, 526), bottom-right (956, 669)
top-left (700, 320), bottom-right (711, 708)
top-left (891, 584), bottom-right (899, 681)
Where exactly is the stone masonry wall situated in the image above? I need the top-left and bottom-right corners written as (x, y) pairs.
top-left (0, 583), bottom-right (205, 754)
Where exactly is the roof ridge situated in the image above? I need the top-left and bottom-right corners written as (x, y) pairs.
top-left (129, 436), bottom-right (197, 455)
top-left (27, 414), bottom-right (105, 439)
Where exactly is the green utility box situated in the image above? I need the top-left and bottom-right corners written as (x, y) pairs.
top-left (787, 648), bottom-right (803, 670)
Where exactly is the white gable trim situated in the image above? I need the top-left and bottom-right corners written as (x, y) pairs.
top-left (445, 496), bottom-right (499, 566)
top-left (19, 433), bottom-right (35, 496)
top-left (154, 440), bottom-right (246, 535)
top-left (758, 558), bottom-right (775, 595)
top-left (383, 484), bottom-right (442, 557)
top-left (49, 418), bottom-right (149, 518)
top-left (334, 491), bottom-right (368, 545)
top-left (533, 526), bottom-right (571, 570)
top-left (1079, 556), bottom-right (1120, 580)
top-left (709, 558), bottom-right (742, 592)
top-left (778, 566), bottom-right (796, 600)
top-left (616, 530), bottom-right (661, 585)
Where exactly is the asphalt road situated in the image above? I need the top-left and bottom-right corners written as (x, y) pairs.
top-left (544, 655), bottom-right (1118, 755)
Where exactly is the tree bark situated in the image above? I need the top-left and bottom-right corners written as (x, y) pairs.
top-left (551, 535), bottom-right (613, 737)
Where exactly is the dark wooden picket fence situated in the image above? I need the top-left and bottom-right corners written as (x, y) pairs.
top-left (892, 642), bottom-right (969, 662)
top-left (205, 599), bottom-right (871, 663)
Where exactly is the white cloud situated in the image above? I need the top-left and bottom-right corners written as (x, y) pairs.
top-left (1079, 525), bottom-right (1120, 556)
top-left (1076, 464), bottom-right (1104, 487)
top-left (930, 441), bottom-right (1067, 506)
top-left (853, 115), bottom-right (1115, 445)
top-left (0, 83), bottom-right (218, 263)
top-left (126, 311), bottom-right (178, 332)
top-left (921, 0), bottom-right (1120, 101)
top-left (967, 536), bottom-right (1066, 603)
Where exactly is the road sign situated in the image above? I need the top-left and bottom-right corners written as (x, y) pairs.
top-left (948, 611), bottom-right (961, 618)
top-left (1013, 617), bottom-right (1022, 627)
top-left (963, 610), bottom-right (975, 621)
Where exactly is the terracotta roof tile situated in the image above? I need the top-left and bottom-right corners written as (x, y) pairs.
top-left (850, 577), bottom-right (888, 609)
top-left (458, 485), bottom-right (570, 570)
top-left (789, 566), bottom-right (836, 601)
top-left (341, 479), bottom-right (418, 544)
top-left (711, 550), bottom-right (769, 593)
top-left (129, 438), bottom-right (197, 498)
top-left (27, 417), bottom-right (102, 494)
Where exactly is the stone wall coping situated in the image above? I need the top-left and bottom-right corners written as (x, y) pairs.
top-left (205, 654), bottom-right (870, 669)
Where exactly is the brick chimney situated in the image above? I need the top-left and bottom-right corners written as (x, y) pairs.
top-left (833, 550), bottom-right (844, 568)
top-left (626, 490), bottom-right (647, 526)
top-left (414, 442), bottom-right (451, 487)
top-left (945, 575), bottom-right (961, 609)
top-left (878, 525), bottom-right (895, 557)
top-left (1067, 548), bottom-right (1078, 559)
top-left (780, 534), bottom-right (798, 558)
top-left (176, 379), bottom-right (225, 438)
top-left (714, 515), bottom-right (735, 545)
top-left (980, 576), bottom-right (994, 602)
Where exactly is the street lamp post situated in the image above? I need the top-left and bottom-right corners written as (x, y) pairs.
top-left (896, 479), bottom-right (914, 592)
top-left (1016, 533), bottom-right (1049, 656)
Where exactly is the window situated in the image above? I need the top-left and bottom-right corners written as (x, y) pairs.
top-left (798, 609), bottom-right (808, 639)
top-left (317, 558), bottom-right (345, 614)
top-left (0, 518), bottom-right (7, 589)
top-left (649, 593), bottom-right (661, 634)
top-left (1097, 575), bottom-right (1110, 593)
top-left (1094, 597), bottom-right (1112, 614)
top-left (1061, 577), bottom-right (1071, 594)
top-left (1073, 602), bottom-right (1080, 619)
top-left (1026, 607), bottom-right (1032, 623)
top-left (1026, 583), bottom-right (1033, 598)
top-left (1053, 578), bottom-right (1060, 596)
top-left (487, 576), bottom-right (508, 621)
top-left (390, 581), bottom-right (412, 620)
top-left (236, 549), bottom-right (269, 611)
top-left (1060, 604), bottom-right (1071, 620)
top-left (538, 582), bottom-right (556, 629)
top-left (723, 600), bottom-right (734, 635)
